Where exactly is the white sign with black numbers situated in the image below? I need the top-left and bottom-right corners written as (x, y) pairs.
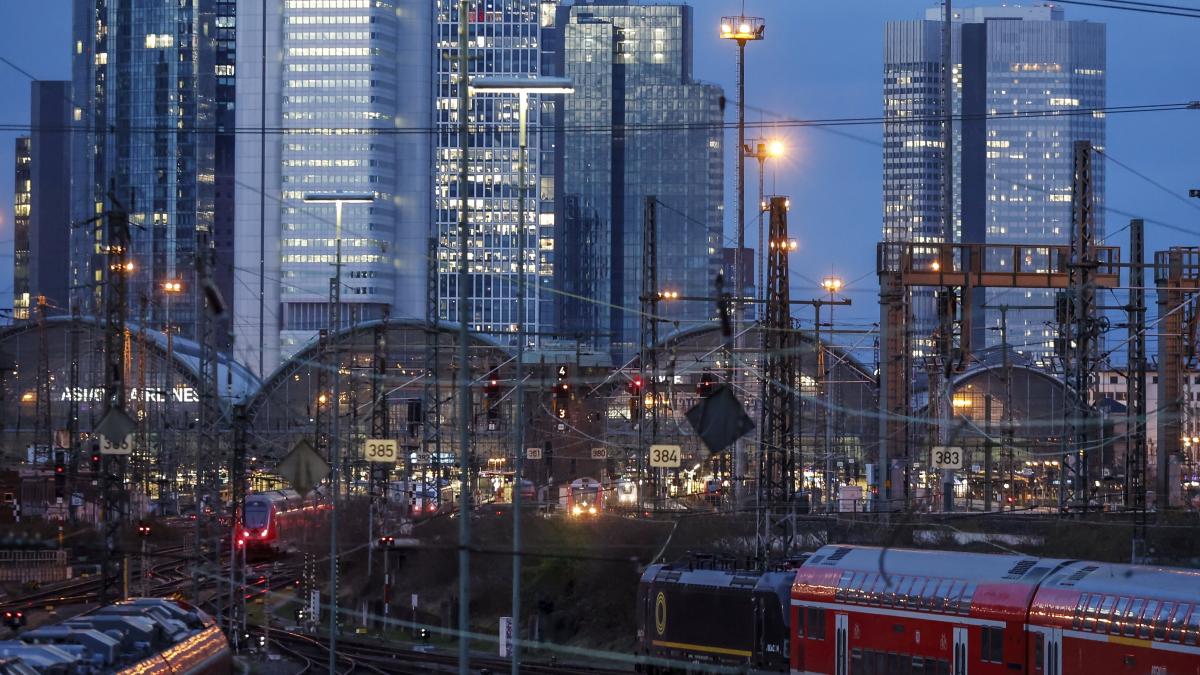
top-left (364, 439), bottom-right (399, 464)
top-left (649, 444), bottom-right (682, 468)
top-left (100, 434), bottom-right (133, 455)
top-left (591, 447), bottom-right (607, 460)
top-left (931, 446), bottom-right (964, 470)
top-left (525, 447), bottom-right (542, 460)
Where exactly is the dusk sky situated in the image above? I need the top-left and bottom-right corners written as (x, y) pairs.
top-left (0, 1), bottom-right (1196, 333)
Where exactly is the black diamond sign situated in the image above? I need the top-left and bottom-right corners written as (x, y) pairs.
top-left (685, 384), bottom-right (755, 454)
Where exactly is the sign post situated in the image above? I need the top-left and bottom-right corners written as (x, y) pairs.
top-left (499, 616), bottom-right (513, 657)
top-left (649, 444), bottom-right (682, 468)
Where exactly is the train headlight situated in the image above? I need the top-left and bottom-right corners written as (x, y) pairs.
top-left (260, 529), bottom-right (269, 537)
top-left (588, 506), bottom-right (596, 515)
top-left (572, 505), bottom-right (582, 516)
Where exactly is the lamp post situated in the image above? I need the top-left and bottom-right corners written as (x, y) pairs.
top-left (160, 280), bottom-right (183, 516)
top-left (720, 15), bottom-right (764, 509)
top-left (820, 276), bottom-right (843, 512)
top-left (469, 75), bottom-right (573, 675)
top-left (745, 139), bottom-right (784, 304)
top-left (302, 191), bottom-right (374, 675)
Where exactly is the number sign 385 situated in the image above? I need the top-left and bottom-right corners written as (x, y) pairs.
top-left (365, 439), bottom-right (399, 464)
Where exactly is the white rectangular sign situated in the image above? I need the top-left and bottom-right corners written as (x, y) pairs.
top-left (931, 446), bottom-right (965, 470)
top-left (364, 439), bottom-right (399, 464)
top-left (499, 616), bottom-right (513, 657)
top-left (590, 447), bottom-right (607, 460)
top-left (649, 444), bottom-right (682, 468)
top-left (525, 447), bottom-right (542, 460)
top-left (99, 434), bottom-right (133, 456)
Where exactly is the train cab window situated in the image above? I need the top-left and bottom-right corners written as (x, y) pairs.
top-left (1083, 595), bottom-right (1102, 630)
top-left (1185, 608), bottom-right (1200, 645)
top-left (806, 607), bottom-right (826, 640)
top-left (981, 626), bottom-right (1004, 663)
top-left (1139, 600), bottom-right (1159, 639)
top-left (1169, 603), bottom-right (1190, 642)
top-left (1125, 599), bottom-right (1145, 637)
top-left (1112, 597), bottom-right (1130, 634)
top-left (1154, 602), bottom-right (1174, 640)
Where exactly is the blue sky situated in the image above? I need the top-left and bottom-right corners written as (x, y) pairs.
top-left (0, 1), bottom-right (1196, 332)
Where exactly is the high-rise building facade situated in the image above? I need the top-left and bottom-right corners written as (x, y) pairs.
top-left (555, 1), bottom-right (724, 360)
top-left (432, 0), bottom-right (557, 344)
top-left (21, 82), bottom-right (75, 316)
top-left (12, 137), bottom-right (31, 321)
top-left (71, 0), bottom-right (237, 340)
top-left (884, 5), bottom-right (1105, 360)
top-left (233, 0), bottom-right (430, 375)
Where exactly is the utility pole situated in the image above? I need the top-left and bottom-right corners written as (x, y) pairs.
top-left (67, 305), bottom-right (81, 522)
top-left (369, 312), bottom-right (390, 579)
top-left (456, 2), bottom-right (473, 671)
top-left (639, 197), bottom-right (662, 509)
top-left (194, 228), bottom-right (222, 625)
top-left (1126, 220), bottom-right (1147, 560)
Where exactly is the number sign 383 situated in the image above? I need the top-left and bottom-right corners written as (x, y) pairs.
top-left (931, 446), bottom-right (964, 470)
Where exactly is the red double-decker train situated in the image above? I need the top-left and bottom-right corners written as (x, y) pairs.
top-left (638, 545), bottom-right (1200, 674)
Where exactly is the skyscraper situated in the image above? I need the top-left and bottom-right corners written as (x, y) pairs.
top-left (555, 0), bottom-right (724, 360)
top-left (18, 82), bottom-right (74, 316)
top-left (884, 5), bottom-right (1105, 360)
top-left (71, 0), bottom-right (237, 340)
top-left (233, 0), bottom-right (430, 375)
top-left (11, 137), bottom-right (30, 321)
top-left (432, 0), bottom-right (557, 345)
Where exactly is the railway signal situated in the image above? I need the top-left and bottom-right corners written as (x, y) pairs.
top-left (696, 371), bottom-right (717, 398)
top-left (3, 610), bottom-right (24, 630)
top-left (484, 374), bottom-right (501, 421)
top-left (54, 453), bottom-right (66, 500)
top-left (628, 376), bottom-right (644, 420)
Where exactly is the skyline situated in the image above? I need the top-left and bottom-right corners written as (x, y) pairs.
top-left (0, 0), bottom-right (1197, 336)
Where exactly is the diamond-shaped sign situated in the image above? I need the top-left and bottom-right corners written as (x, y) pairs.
top-left (277, 439), bottom-right (330, 496)
top-left (94, 407), bottom-right (137, 447)
top-left (685, 384), bottom-right (754, 454)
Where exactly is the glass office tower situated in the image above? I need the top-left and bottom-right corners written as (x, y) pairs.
top-left (71, 0), bottom-right (235, 340)
top-left (884, 5), bottom-right (1105, 362)
top-left (12, 137), bottom-right (31, 321)
top-left (556, 1), bottom-right (724, 361)
top-left (433, 0), bottom-right (556, 345)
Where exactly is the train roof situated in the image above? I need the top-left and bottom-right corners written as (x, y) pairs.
top-left (800, 544), bottom-right (1070, 586)
top-left (0, 598), bottom-right (228, 672)
top-left (641, 564), bottom-right (795, 597)
top-left (1036, 560), bottom-right (1200, 604)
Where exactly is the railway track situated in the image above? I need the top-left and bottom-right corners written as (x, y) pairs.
top-left (0, 544), bottom-right (194, 612)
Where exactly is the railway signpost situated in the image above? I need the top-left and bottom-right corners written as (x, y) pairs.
top-left (649, 444), bottom-right (682, 468)
top-left (525, 447), bottom-right (542, 460)
top-left (365, 438), bottom-right (399, 463)
top-left (931, 446), bottom-right (965, 470)
top-left (591, 447), bottom-right (607, 460)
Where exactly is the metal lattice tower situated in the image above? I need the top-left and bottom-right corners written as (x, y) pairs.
top-left (1059, 140), bottom-right (1100, 512)
top-left (100, 198), bottom-right (130, 605)
top-left (34, 297), bottom-right (53, 470)
top-left (1125, 220), bottom-right (1148, 512)
top-left (193, 229), bottom-right (223, 622)
top-left (424, 234), bottom-right (443, 504)
top-left (756, 196), bottom-right (797, 565)
top-left (67, 305), bottom-right (81, 521)
top-left (638, 197), bottom-right (661, 507)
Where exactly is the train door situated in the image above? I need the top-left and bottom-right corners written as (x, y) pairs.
top-left (835, 613), bottom-right (848, 675)
top-left (952, 626), bottom-right (969, 675)
top-left (1043, 629), bottom-right (1062, 675)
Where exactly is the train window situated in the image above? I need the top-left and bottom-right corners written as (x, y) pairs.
top-left (1073, 594), bottom-right (1089, 629)
top-left (1139, 600), bottom-right (1159, 639)
top-left (836, 572), bottom-right (853, 602)
top-left (806, 607), bottom-right (826, 640)
top-left (1097, 596), bottom-right (1115, 632)
top-left (849, 572), bottom-right (866, 603)
top-left (1125, 599), bottom-right (1144, 637)
top-left (935, 658), bottom-right (951, 675)
top-left (912, 656), bottom-right (925, 675)
top-left (937, 580), bottom-right (955, 611)
top-left (981, 626), bottom-right (1004, 662)
top-left (1034, 633), bottom-right (1044, 671)
top-left (1169, 603), bottom-right (1190, 642)
top-left (959, 583), bottom-right (977, 614)
top-left (1083, 595), bottom-right (1102, 630)
top-left (910, 578), bottom-right (929, 609)
top-left (1112, 597), bottom-right (1130, 634)
top-left (887, 652), bottom-right (901, 674)
top-left (1186, 608), bottom-right (1200, 645)
top-left (851, 648), bottom-right (863, 669)
top-left (897, 577), bottom-right (914, 608)
top-left (946, 580), bottom-right (966, 613)
top-left (1154, 602), bottom-right (1174, 640)
top-left (796, 605), bottom-right (805, 637)
top-left (871, 575), bottom-right (889, 606)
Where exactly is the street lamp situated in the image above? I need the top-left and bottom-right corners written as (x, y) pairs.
top-left (819, 276), bottom-right (843, 512)
top-left (721, 15), bottom-right (764, 511)
top-left (468, 75), bottom-right (572, 675)
top-left (160, 280), bottom-right (184, 516)
top-left (302, 191), bottom-right (373, 672)
top-left (745, 138), bottom-right (785, 304)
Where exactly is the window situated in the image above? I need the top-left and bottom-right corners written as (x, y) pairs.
top-left (1154, 602), bottom-right (1174, 640)
top-left (1112, 597), bottom-right (1130, 634)
top-left (1186, 608), bottom-right (1200, 645)
top-left (1140, 601), bottom-right (1159, 639)
top-left (1126, 599), bottom-right (1145, 636)
top-left (1169, 603), bottom-right (1190, 642)
top-left (1083, 595), bottom-right (1102, 630)
top-left (1073, 594), bottom-right (1089, 629)
top-left (981, 626), bottom-right (1004, 663)
top-left (1034, 633), bottom-right (1044, 671)
top-left (1098, 596), bottom-right (1116, 632)
top-left (806, 607), bottom-right (826, 640)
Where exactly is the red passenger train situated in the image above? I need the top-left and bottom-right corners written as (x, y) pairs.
top-left (791, 545), bottom-right (1200, 674)
top-left (637, 544), bottom-right (1200, 674)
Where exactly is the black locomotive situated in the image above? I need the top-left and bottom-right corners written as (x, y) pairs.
top-left (636, 561), bottom-right (795, 673)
